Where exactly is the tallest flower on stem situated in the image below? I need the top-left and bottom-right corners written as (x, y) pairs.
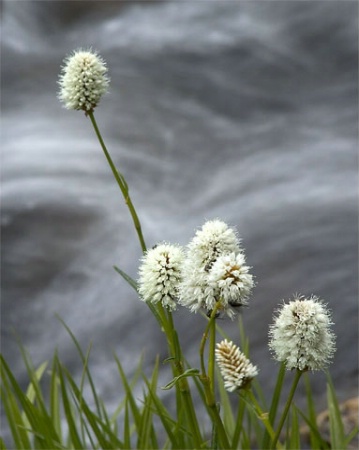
top-left (58, 49), bottom-right (110, 112)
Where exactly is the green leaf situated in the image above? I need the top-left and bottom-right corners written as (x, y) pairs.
top-left (262, 362), bottom-right (286, 449)
top-left (297, 408), bottom-right (330, 450)
top-left (288, 406), bottom-right (300, 449)
top-left (326, 373), bottom-right (346, 449)
top-left (55, 358), bottom-right (83, 449)
top-left (0, 375), bottom-right (31, 449)
top-left (113, 266), bottom-right (138, 291)
top-left (161, 369), bottom-right (200, 390)
top-left (49, 354), bottom-right (62, 440)
top-left (62, 364), bottom-right (123, 449)
top-left (216, 367), bottom-right (235, 438)
top-left (113, 354), bottom-right (141, 430)
top-left (56, 315), bottom-right (104, 420)
top-left (344, 425), bottom-right (359, 448)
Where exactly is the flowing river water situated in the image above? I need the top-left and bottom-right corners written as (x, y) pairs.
top-left (1, 0), bottom-right (358, 440)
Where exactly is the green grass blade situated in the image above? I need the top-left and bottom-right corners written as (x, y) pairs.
top-left (0, 381), bottom-right (31, 449)
top-left (113, 353), bottom-right (141, 430)
top-left (326, 372), bottom-right (346, 449)
top-left (288, 406), bottom-right (300, 449)
top-left (49, 354), bottom-right (62, 440)
top-left (62, 364), bottom-right (124, 449)
top-left (231, 392), bottom-right (246, 449)
top-left (303, 372), bottom-right (325, 449)
top-left (216, 367), bottom-right (235, 438)
top-left (0, 355), bottom-right (60, 449)
top-left (261, 362), bottom-right (286, 449)
top-left (24, 362), bottom-right (48, 404)
top-left (56, 316), bottom-right (102, 418)
top-left (113, 266), bottom-right (138, 291)
top-left (297, 408), bottom-right (330, 450)
top-left (137, 359), bottom-right (159, 450)
top-left (55, 358), bottom-right (84, 449)
top-left (123, 400), bottom-right (132, 449)
top-left (144, 385), bottom-right (180, 448)
top-left (344, 425), bottom-right (359, 448)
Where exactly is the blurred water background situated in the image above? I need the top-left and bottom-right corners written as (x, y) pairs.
top-left (1, 0), bottom-right (358, 440)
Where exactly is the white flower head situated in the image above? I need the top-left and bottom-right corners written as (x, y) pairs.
top-left (58, 48), bottom-right (110, 112)
top-left (208, 252), bottom-right (254, 310)
top-left (187, 220), bottom-right (241, 270)
top-left (138, 243), bottom-right (184, 311)
top-left (179, 220), bottom-right (253, 318)
top-left (216, 339), bottom-right (258, 392)
top-left (269, 295), bottom-right (336, 371)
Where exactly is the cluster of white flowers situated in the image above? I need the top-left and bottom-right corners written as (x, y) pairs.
top-left (179, 220), bottom-right (254, 318)
top-left (269, 295), bottom-right (336, 371)
top-left (58, 49), bottom-right (109, 112)
top-left (137, 220), bottom-right (254, 318)
top-left (57, 50), bottom-right (337, 386)
top-left (215, 339), bottom-right (258, 392)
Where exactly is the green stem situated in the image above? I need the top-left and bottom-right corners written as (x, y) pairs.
top-left (88, 110), bottom-right (146, 253)
top-left (199, 303), bottom-right (230, 449)
top-left (208, 314), bottom-right (216, 394)
top-left (244, 390), bottom-right (282, 450)
top-left (199, 304), bottom-right (220, 379)
top-left (161, 310), bottom-right (202, 448)
top-left (270, 369), bottom-right (303, 449)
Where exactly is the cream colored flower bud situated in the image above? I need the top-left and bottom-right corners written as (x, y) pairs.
top-left (216, 339), bottom-right (258, 392)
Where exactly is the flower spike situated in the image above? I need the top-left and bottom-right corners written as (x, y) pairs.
top-left (216, 339), bottom-right (258, 392)
top-left (58, 48), bottom-right (110, 112)
top-left (138, 243), bottom-right (184, 311)
top-left (269, 294), bottom-right (336, 371)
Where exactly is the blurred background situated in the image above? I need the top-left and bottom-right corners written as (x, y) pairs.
top-left (1, 0), bottom-right (358, 437)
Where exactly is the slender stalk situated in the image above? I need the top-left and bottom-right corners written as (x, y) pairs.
top-left (270, 369), bottom-right (303, 449)
top-left (199, 304), bottom-right (220, 379)
top-left (208, 316), bottom-right (216, 395)
top-left (88, 111), bottom-right (146, 253)
top-left (165, 310), bottom-right (203, 448)
top-left (199, 304), bottom-right (230, 449)
top-left (244, 390), bottom-right (282, 450)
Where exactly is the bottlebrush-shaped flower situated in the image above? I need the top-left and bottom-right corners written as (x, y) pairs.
top-left (269, 295), bottom-right (336, 371)
top-left (216, 339), bottom-right (258, 392)
top-left (138, 243), bottom-right (184, 311)
top-left (58, 49), bottom-right (110, 112)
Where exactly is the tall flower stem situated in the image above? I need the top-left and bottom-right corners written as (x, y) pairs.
top-left (199, 304), bottom-right (230, 449)
top-left (165, 310), bottom-right (203, 448)
top-left (242, 390), bottom-right (282, 450)
top-left (208, 313), bottom-right (216, 394)
top-left (88, 110), bottom-right (147, 253)
top-left (270, 369), bottom-right (303, 449)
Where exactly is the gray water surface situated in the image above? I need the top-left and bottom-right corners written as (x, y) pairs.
top-left (1, 0), bottom-right (358, 437)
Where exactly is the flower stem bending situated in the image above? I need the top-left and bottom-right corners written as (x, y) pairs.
top-left (88, 110), bottom-right (146, 253)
